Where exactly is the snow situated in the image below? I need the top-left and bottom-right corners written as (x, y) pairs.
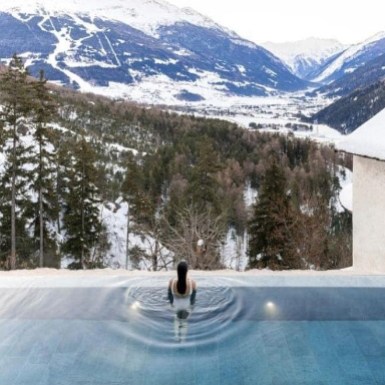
top-left (243, 181), bottom-right (258, 207)
top-left (336, 167), bottom-right (353, 213)
top-left (220, 228), bottom-right (248, 271)
top-left (339, 183), bottom-right (353, 212)
top-left (173, 49), bottom-right (192, 56)
top-left (0, 266), bottom-right (383, 285)
top-left (229, 117), bottom-right (342, 145)
top-left (261, 38), bottom-right (346, 74)
top-left (100, 199), bottom-right (173, 270)
top-left (263, 67), bottom-right (277, 77)
top-left (3, 0), bottom-right (225, 39)
top-left (293, 124), bottom-right (343, 143)
top-left (154, 58), bottom-right (179, 65)
top-left (236, 65), bottom-right (246, 74)
top-left (337, 106), bottom-right (385, 161)
top-left (312, 31), bottom-right (385, 83)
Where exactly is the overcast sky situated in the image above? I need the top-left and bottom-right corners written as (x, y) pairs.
top-left (167, 0), bottom-right (384, 44)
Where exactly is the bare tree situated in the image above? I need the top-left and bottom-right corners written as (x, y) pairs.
top-left (161, 205), bottom-right (226, 269)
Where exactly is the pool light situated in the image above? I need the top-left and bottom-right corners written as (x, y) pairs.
top-left (264, 301), bottom-right (279, 317)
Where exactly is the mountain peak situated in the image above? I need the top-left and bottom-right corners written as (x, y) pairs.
top-left (260, 38), bottom-right (346, 80)
top-left (312, 31), bottom-right (385, 84)
top-left (362, 31), bottom-right (385, 45)
top-left (3, 0), bottom-right (221, 37)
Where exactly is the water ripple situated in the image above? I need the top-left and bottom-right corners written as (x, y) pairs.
top-left (124, 277), bottom-right (246, 348)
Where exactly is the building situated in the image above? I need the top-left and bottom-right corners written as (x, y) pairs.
top-left (338, 108), bottom-right (385, 272)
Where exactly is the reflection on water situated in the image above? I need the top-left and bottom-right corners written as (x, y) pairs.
top-left (174, 309), bottom-right (190, 342)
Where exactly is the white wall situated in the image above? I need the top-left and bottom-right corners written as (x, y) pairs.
top-left (353, 155), bottom-right (385, 272)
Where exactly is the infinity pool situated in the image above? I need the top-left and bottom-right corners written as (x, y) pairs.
top-left (1, 274), bottom-right (385, 385)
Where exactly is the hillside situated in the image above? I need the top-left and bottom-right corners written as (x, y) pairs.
top-left (310, 32), bottom-right (385, 84)
top-left (310, 80), bottom-right (385, 133)
top-left (315, 53), bottom-right (385, 98)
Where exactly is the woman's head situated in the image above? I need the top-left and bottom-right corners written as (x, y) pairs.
top-left (177, 261), bottom-right (188, 294)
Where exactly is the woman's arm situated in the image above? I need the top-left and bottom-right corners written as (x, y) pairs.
top-left (167, 279), bottom-right (174, 305)
top-left (190, 280), bottom-right (197, 306)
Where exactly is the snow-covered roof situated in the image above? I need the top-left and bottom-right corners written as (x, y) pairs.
top-left (337, 107), bottom-right (385, 161)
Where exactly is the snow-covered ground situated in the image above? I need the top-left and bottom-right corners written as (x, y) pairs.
top-left (339, 183), bottom-right (353, 212)
top-left (168, 92), bottom-right (343, 145)
top-left (337, 167), bottom-right (353, 213)
top-left (2, 265), bottom-right (385, 283)
top-left (100, 198), bottom-right (173, 270)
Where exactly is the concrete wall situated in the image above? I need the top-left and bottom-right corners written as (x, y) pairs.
top-left (353, 155), bottom-right (385, 272)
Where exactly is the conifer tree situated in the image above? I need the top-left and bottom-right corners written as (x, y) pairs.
top-left (122, 153), bottom-right (151, 224)
top-left (187, 138), bottom-right (222, 214)
top-left (248, 162), bottom-right (299, 269)
top-left (62, 137), bottom-right (104, 269)
top-left (29, 70), bottom-right (59, 267)
top-left (0, 54), bottom-right (34, 269)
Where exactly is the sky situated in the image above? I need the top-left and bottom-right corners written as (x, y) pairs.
top-left (166, 0), bottom-right (384, 44)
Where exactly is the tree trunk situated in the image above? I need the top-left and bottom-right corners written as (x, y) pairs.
top-left (39, 141), bottom-right (44, 267)
top-left (56, 161), bottom-right (61, 238)
top-left (125, 203), bottom-right (130, 270)
top-left (81, 160), bottom-right (85, 269)
top-left (81, 203), bottom-right (85, 269)
top-left (10, 126), bottom-right (16, 270)
top-left (39, 187), bottom-right (44, 267)
top-left (152, 240), bottom-right (158, 271)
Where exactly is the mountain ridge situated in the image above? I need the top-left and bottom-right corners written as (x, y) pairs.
top-left (261, 38), bottom-right (346, 80)
top-left (0, 0), bottom-right (308, 104)
top-left (311, 31), bottom-right (385, 84)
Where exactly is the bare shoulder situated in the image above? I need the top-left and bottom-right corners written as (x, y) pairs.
top-left (168, 278), bottom-right (174, 287)
top-left (191, 279), bottom-right (197, 290)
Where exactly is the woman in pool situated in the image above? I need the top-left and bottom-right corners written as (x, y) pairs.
top-left (168, 260), bottom-right (197, 310)
top-left (168, 261), bottom-right (196, 341)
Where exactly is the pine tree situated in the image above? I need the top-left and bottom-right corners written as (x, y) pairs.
top-left (62, 137), bottom-right (104, 269)
top-left (29, 70), bottom-right (59, 267)
top-left (0, 54), bottom-right (35, 269)
top-left (248, 162), bottom-right (299, 269)
top-left (187, 138), bottom-right (222, 215)
top-left (122, 153), bottom-right (152, 224)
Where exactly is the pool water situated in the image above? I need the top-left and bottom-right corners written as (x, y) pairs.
top-left (0, 275), bottom-right (385, 385)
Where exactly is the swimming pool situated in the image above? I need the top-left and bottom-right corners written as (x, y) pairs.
top-left (0, 274), bottom-right (385, 385)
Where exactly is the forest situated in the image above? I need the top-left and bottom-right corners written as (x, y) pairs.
top-left (0, 55), bottom-right (352, 271)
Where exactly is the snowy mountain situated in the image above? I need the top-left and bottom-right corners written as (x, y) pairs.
top-left (311, 32), bottom-right (385, 84)
top-left (315, 52), bottom-right (385, 98)
top-left (0, 0), bottom-right (308, 104)
top-left (310, 78), bottom-right (385, 134)
top-left (3, 0), bottom-right (225, 37)
top-left (261, 38), bottom-right (346, 80)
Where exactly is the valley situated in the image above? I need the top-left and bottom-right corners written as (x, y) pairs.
top-left (167, 92), bottom-right (342, 144)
